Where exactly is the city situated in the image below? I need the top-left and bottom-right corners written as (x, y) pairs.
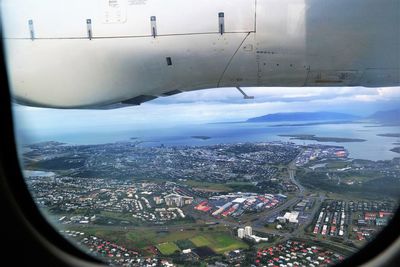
top-left (23, 140), bottom-right (399, 266)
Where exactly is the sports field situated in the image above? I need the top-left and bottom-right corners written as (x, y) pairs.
top-left (69, 225), bottom-right (248, 255)
top-left (156, 242), bottom-right (181, 255)
top-left (190, 232), bottom-right (248, 253)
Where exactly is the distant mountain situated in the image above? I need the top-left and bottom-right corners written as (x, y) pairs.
top-left (367, 109), bottom-right (400, 124)
top-left (246, 111), bottom-right (360, 123)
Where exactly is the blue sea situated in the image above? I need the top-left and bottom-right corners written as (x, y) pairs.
top-left (16, 121), bottom-right (400, 161)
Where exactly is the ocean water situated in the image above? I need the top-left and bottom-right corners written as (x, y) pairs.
top-left (15, 121), bottom-right (400, 161)
top-left (24, 170), bottom-right (55, 177)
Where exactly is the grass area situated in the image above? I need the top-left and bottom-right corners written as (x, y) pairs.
top-left (175, 239), bottom-right (196, 250)
top-left (325, 160), bottom-right (349, 169)
top-left (263, 223), bottom-right (279, 230)
top-left (156, 242), bottom-right (181, 255)
top-left (190, 235), bottom-right (210, 246)
top-left (68, 225), bottom-right (248, 255)
top-left (317, 191), bottom-right (396, 202)
top-left (75, 228), bottom-right (147, 251)
top-left (297, 168), bottom-right (400, 198)
top-left (340, 175), bottom-right (368, 184)
top-left (225, 181), bottom-right (259, 192)
top-left (183, 180), bottom-right (233, 192)
top-left (125, 228), bottom-right (203, 249)
top-left (226, 181), bottom-right (254, 186)
top-left (100, 211), bottom-right (136, 221)
top-left (126, 229), bottom-right (158, 249)
top-left (190, 232), bottom-right (248, 253)
top-left (96, 210), bottom-right (194, 226)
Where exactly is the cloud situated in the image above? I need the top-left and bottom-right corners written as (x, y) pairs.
top-left (12, 86), bottom-right (400, 135)
top-left (377, 87), bottom-right (400, 98)
top-left (152, 86), bottom-right (394, 105)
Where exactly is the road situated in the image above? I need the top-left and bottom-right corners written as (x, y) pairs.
top-left (288, 151), bottom-right (305, 194)
top-left (67, 150), bottom-right (360, 255)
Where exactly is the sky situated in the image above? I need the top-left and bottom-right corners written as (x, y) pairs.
top-left (12, 86), bottom-right (400, 137)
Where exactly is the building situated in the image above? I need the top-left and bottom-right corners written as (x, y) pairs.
top-left (239, 225), bottom-right (268, 243)
top-left (376, 218), bottom-right (389, 226)
top-left (357, 219), bottom-right (367, 226)
top-left (183, 197), bottom-right (194, 205)
top-left (277, 216), bottom-right (287, 223)
top-left (249, 235), bottom-right (269, 243)
top-left (244, 226), bottom-right (252, 236)
top-left (153, 196), bottom-right (164, 205)
top-left (164, 194), bottom-right (193, 207)
top-left (277, 211), bottom-right (299, 223)
top-left (182, 249), bottom-right (192, 254)
top-left (212, 202), bottom-right (232, 216)
top-left (226, 250), bottom-right (245, 263)
top-left (237, 228), bottom-right (245, 239)
top-left (286, 211), bottom-right (299, 223)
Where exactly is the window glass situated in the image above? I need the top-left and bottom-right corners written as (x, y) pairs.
top-left (12, 87), bottom-right (400, 266)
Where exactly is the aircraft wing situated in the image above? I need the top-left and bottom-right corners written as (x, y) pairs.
top-left (2, 0), bottom-right (399, 108)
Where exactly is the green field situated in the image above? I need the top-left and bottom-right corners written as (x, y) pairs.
top-left (190, 235), bottom-right (210, 246)
top-left (100, 211), bottom-right (137, 222)
top-left (175, 239), bottom-right (196, 250)
top-left (325, 160), bottom-right (349, 169)
top-left (156, 242), bottom-right (181, 255)
top-left (183, 180), bottom-right (233, 192)
top-left (68, 226), bottom-right (248, 255)
top-left (125, 228), bottom-right (203, 249)
top-left (190, 232), bottom-right (248, 253)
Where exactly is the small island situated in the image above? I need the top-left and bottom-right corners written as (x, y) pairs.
top-left (278, 134), bottom-right (366, 143)
top-left (377, 133), bottom-right (400, 138)
top-left (191, 136), bottom-right (211, 140)
top-left (390, 147), bottom-right (400, 154)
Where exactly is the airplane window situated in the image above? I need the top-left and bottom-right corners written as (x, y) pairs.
top-left (11, 87), bottom-right (400, 266)
top-left (2, 0), bottom-right (399, 266)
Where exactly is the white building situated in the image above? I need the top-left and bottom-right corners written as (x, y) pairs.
top-left (284, 211), bottom-right (299, 223)
top-left (153, 196), bottom-right (164, 205)
top-left (250, 235), bottom-right (269, 243)
top-left (277, 211), bottom-right (299, 224)
top-left (237, 228), bottom-right (245, 239)
top-left (239, 225), bottom-right (268, 243)
top-left (277, 216), bottom-right (287, 223)
top-left (244, 226), bottom-right (252, 236)
top-left (164, 194), bottom-right (193, 207)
